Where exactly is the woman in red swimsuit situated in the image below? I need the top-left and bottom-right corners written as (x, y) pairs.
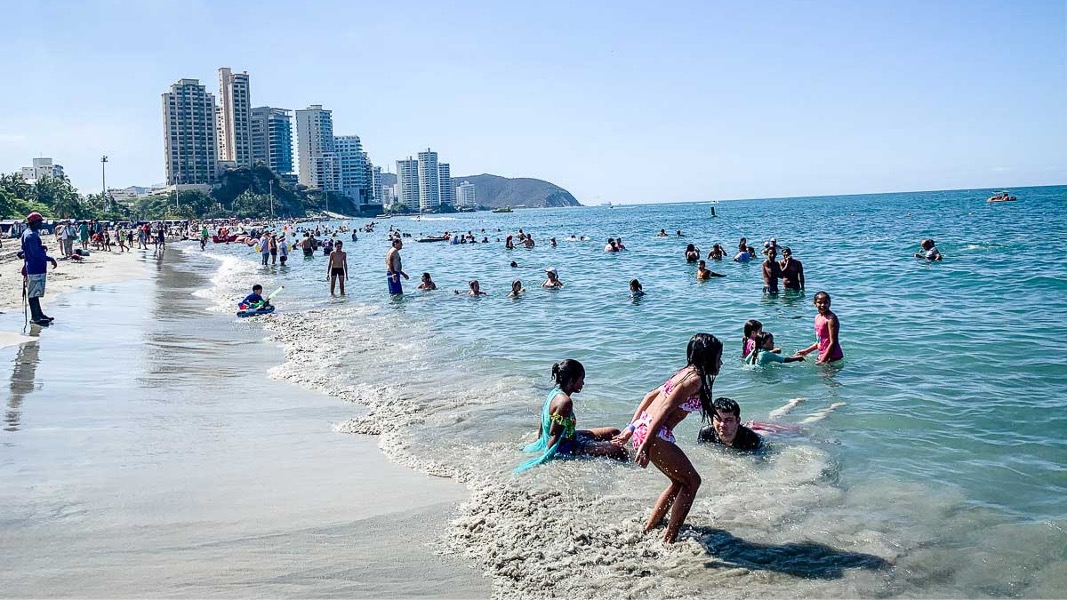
top-left (612, 333), bottom-right (723, 543)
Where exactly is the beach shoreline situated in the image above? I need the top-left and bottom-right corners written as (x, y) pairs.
top-left (0, 244), bottom-right (146, 312)
top-left (0, 243), bottom-right (490, 598)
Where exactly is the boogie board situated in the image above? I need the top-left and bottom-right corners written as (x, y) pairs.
top-left (237, 305), bottom-right (276, 318)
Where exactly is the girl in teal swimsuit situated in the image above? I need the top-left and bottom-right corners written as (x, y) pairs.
top-left (514, 359), bottom-right (627, 473)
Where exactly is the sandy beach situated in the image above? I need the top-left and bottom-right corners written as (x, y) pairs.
top-left (0, 244), bottom-right (489, 598)
top-left (0, 243), bottom-right (145, 312)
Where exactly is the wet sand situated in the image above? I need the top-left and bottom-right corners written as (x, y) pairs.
top-left (0, 243), bottom-right (145, 312)
top-left (0, 246), bottom-right (489, 598)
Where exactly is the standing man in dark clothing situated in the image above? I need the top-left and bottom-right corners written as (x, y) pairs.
top-left (21, 212), bottom-right (58, 325)
top-left (779, 247), bottom-right (805, 291)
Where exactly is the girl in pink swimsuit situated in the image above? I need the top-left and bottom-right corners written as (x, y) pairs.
top-left (612, 333), bottom-right (723, 543)
top-left (798, 291), bottom-right (844, 364)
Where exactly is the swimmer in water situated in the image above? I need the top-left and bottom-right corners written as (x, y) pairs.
top-left (796, 291), bottom-right (844, 364)
top-left (461, 280), bottom-right (487, 296)
top-left (746, 332), bottom-right (804, 366)
top-left (507, 279), bottom-right (526, 298)
top-left (696, 260), bottom-right (725, 280)
top-left (605, 238), bottom-right (619, 252)
top-left (685, 243), bottom-right (701, 263)
top-left (417, 272), bottom-right (437, 291)
top-left (658, 229), bottom-right (668, 237)
top-left (615, 237), bottom-right (626, 250)
top-left (915, 239), bottom-right (943, 260)
top-left (542, 267), bottom-right (564, 288)
top-left (707, 244), bottom-right (726, 260)
top-left (697, 396), bottom-right (845, 449)
top-left (629, 278), bottom-right (645, 298)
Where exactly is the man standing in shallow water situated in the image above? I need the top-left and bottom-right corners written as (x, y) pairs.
top-left (386, 239), bottom-right (408, 295)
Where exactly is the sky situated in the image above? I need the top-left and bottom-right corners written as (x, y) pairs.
top-left (1, 0), bottom-right (1064, 203)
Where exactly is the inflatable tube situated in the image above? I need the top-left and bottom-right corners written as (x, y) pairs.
top-left (237, 305), bottom-right (276, 318)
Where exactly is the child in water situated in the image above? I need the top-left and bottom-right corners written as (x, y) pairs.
top-left (747, 332), bottom-right (805, 366)
top-left (797, 291), bottom-right (844, 364)
top-left (507, 279), bottom-right (525, 298)
top-left (514, 359), bottom-right (627, 473)
top-left (417, 272), bottom-right (437, 290)
top-left (629, 279), bottom-right (645, 298)
top-left (239, 284), bottom-right (271, 310)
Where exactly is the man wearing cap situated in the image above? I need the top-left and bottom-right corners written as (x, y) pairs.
top-left (21, 212), bottom-right (58, 325)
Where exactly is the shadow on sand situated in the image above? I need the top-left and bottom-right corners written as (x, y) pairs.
top-left (687, 526), bottom-right (891, 579)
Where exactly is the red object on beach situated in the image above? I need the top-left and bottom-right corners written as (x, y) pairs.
top-left (212, 234), bottom-right (238, 243)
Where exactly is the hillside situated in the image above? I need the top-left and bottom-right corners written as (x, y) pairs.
top-left (380, 172), bottom-right (581, 209)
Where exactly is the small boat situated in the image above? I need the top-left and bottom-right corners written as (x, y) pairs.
top-left (416, 236), bottom-right (450, 243)
top-left (987, 191), bottom-right (1017, 203)
top-left (492, 207), bottom-right (513, 213)
top-left (375, 214), bottom-right (392, 219)
top-left (212, 234), bottom-right (238, 243)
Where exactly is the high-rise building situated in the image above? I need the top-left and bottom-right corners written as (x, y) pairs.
top-left (456, 181), bottom-right (476, 209)
top-left (162, 78), bottom-right (218, 185)
top-left (217, 68), bottom-right (252, 167)
top-left (437, 163), bottom-right (453, 209)
top-left (371, 165), bottom-right (382, 204)
top-left (361, 152), bottom-right (375, 205)
top-left (334, 135), bottom-right (367, 203)
top-left (396, 157), bottom-right (419, 209)
top-left (295, 105), bottom-right (340, 191)
top-left (20, 158), bottom-right (64, 183)
top-left (417, 148), bottom-right (440, 211)
top-left (250, 107), bottom-right (293, 174)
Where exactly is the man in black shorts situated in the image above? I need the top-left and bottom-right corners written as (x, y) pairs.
top-left (327, 240), bottom-right (348, 295)
top-left (697, 397), bottom-right (762, 450)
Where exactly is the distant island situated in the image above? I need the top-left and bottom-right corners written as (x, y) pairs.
top-left (382, 173), bottom-right (581, 210)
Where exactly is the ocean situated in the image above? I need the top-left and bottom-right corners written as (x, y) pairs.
top-left (196, 184), bottom-right (1067, 598)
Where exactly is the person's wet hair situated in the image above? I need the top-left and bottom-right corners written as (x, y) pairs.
top-left (712, 397), bottom-right (741, 419)
top-left (685, 333), bottom-right (723, 423)
top-left (551, 359), bottom-right (585, 390)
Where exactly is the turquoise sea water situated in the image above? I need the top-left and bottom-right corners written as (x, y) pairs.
top-left (199, 184), bottom-right (1067, 597)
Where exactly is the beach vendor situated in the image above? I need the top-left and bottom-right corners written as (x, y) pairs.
top-left (21, 212), bottom-right (58, 325)
top-left (514, 359), bottom-right (626, 473)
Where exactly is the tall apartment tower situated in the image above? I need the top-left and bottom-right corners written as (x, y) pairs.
top-left (295, 105), bottom-right (340, 192)
top-left (217, 68), bottom-right (252, 167)
top-left (417, 148), bottom-right (440, 211)
top-left (162, 78), bottom-right (218, 185)
top-left (361, 152), bottom-right (375, 204)
top-left (456, 181), bottom-right (476, 209)
top-left (396, 157), bottom-right (419, 209)
top-left (437, 163), bottom-right (453, 209)
top-left (250, 107), bottom-right (294, 174)
top-left (371, 165), bottom-right (382, 204)
top-left (334, 135), bottom-right (367, 203)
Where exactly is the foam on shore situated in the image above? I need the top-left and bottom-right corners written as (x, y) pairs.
top-left (191, 244), bottom-right (1067, 599)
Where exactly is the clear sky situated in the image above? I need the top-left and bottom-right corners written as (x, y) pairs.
top-left (1, 0), bottom-right (1064, 203)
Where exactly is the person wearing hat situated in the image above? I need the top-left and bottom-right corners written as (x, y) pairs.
top-left (542, 267), bottom-right (564, 289)
top-left (21, 212), bottom-right (58, 325)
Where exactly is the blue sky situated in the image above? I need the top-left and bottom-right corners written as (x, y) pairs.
top-left (1, 0), bottom-right (1063, 203)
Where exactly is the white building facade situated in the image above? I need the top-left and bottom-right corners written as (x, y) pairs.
top-left (437, 163), bottom-right (453, 209)
top-left (456, 181), bottom-right (476, 209)
top-left (162, 78), bottom-right (218, 185)
top-left (395, 157), bottom-right (419, 209)
top-left (295, 105), bottom-right (340, 192)
top-left (217, 68), bottom-right (252, 167)
top-left (334, 135), bottom-right (367, 204)
top-left (250, 107), bottom-right (294, 174)
top-left (417, 148), bottom-right (440, 211)
top-left (20, 158), bottom-right (64, 183)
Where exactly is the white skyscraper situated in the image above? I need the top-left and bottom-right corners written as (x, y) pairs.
top-left (417, 148), bottom-right (440, 211)
top-left (396, 157), bottom-right (419, 209)
top-left (334, 135), bottom-right (367, 204)
top-left (456, 181), bottom-right (476, 209)
top-left (437, 163), bottom-right (453, 209)
top-left (162, 78), bottom-right (218, 185)
top-left (217, 68), bottom-right (252, 167)
top-left (295, 105), bottom-right (340, 191)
